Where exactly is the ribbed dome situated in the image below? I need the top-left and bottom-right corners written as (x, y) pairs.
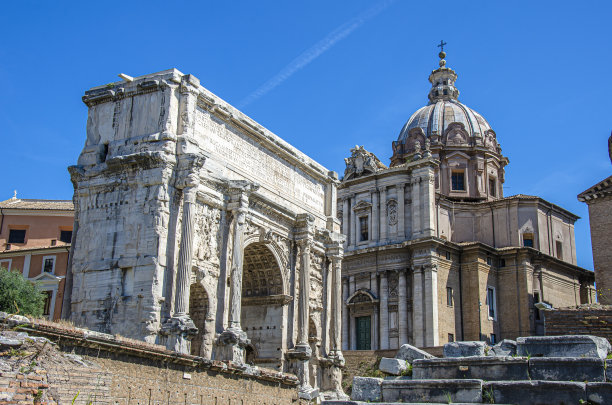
top-left (397, 99), bottom-right (493, 143)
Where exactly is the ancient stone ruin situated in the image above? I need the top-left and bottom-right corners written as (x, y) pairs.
top-left (64, 69), bottom-right (345, 400)
top-left (332, 335), bottom-right (612, 404)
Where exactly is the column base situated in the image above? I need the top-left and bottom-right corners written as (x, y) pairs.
top-left (215, 327), bottom-right (250, 364)
top-left (298, 386), bottom-right (319, 401)
top-left (319, 351), bottom-right (347, 400)
top-left (286, 344), bottom-right (314, 398)
top-left (160, 315), bottom-right (198, 354)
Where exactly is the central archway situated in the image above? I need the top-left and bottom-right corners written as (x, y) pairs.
top-left (241, 242), bottom-right (289, 370)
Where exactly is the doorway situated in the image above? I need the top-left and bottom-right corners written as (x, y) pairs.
top-left (356, 316), bottom-right (371, 350)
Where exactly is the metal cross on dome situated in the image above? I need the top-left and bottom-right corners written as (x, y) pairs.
top-left (437, 40), bottom-right (447, 52)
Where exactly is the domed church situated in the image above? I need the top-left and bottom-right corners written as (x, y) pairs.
top-left (338, 48), bottom-right (595, 350)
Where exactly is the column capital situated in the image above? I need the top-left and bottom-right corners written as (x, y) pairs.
top-left (297, 237), bottom-right (313, 253)
top-left (398, 183), bottom-right (406, 191)
top-left (377, 185), bottom-right (387, 193)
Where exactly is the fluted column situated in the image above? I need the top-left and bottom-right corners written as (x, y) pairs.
top-left (379, 271), bottom-right (389, 349)
top-left (331, 257), bottom-right (343, 353)
top-left (216, 181), bottom-right (258, 363)
top-left (174, 187), bottom-right (197, 316)
top-left (372, 190), bottom-right (380, 242)
top-left (413, 267), bottom-right (424, 347)
top-left (398, 184), bottom-right (406, 240)
top-left (228, 204), bottom-right (248, 329)
top-left (398, 269), bottom-right (408, 345)
top-left (342, 277), bottom-right (349, 350)
top-left (379, 187), bottom-right (387, 242)
top-left (297, 239), bottom-right (312, 348)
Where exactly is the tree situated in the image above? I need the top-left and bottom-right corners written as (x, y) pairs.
top-left (0, 267), bottom-right (45, 317)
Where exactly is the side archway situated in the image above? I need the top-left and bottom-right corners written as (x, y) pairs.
top-left (241, 242), bottom-right (291, 370)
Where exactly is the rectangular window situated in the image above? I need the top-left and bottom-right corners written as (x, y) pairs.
top-left (50, 239), bottom-right (57, 246)
top-left (487, 287), bottom-right (497, 320)
top-left (445, 251), bottom-right (451, 260)
top-left (534, 291), bottom-right (541, 321)
top-left (489, 178), bottom-right (496, 197)
top-left (59, 230), bottom-right (72, 243)
top-left (500, 258), bottom-right (506, 267)
top-left (486, 256), bottom-right (492, 265)
top-left (42, 256), bottom-right (56, 273)
top-left (523, 233), bottom-right (534, 247)
top-left (8, 229), bottom-right (26, 244)
top-left (448, 333), bottom-right (455, 342)
top-left (556, 241), bottom-right (563, 259)
top-left (0, 259), bottom-right (11, 271)
top-left (490, 333), bottom-right (496, 344)
top-left (359, 217), bottom-right (369, 242)
top-left (446, 287), bottom-right (453, 307)
top-left (451, 171), bottom-right (465, 191)
top-left (42, 291), bottom-right (53, 316)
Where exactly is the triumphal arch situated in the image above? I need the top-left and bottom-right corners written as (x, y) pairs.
top-left (65, 69), bottom-right (345, 399)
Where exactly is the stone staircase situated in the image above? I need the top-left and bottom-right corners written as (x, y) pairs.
top-left (323, 335), bottom-right (612, 405)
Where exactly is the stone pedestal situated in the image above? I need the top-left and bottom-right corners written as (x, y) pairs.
top-left (287, 346), bottom-right (317, 400)
top-left (215, 327), bottom-right (250, 363)
top-left (160, 315), bottom-right (198, 354)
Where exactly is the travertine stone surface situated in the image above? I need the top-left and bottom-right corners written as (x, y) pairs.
top-left (67, 69), bottom-right (345, 399)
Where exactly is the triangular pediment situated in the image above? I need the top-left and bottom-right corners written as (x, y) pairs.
top-left (352, 200), bottom-right (372, 212)
top-left (30, 272), bottom-right (64, 283)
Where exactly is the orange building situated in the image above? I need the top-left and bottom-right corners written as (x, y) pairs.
top-left (0, 195), bottom-right (74, 320)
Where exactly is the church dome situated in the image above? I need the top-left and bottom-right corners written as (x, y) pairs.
top-left (390, 49), bottom-right (501, 167)
top-left (397, 99), bottom-right (493, 143)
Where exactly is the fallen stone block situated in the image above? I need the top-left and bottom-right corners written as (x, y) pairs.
top-left (382, 378), bottom-right (482, 403)
top-left (0, 336), bottom-right (24, 347)
top-left (395, 343), bottom-right (435, 362)
top-left (413, 356), bottom-right (528, 381)
top-left (488, 339), bottom-right (516, 357)
top-left (529, 357), bottom-right (605, 382)
top-left (379, 357), bottom-right (409, 375)
top-left (443, 341), bottom-right (487, 357)
top-left (350, 376), bottom-right (382, 402)
top-left (516, 335), bottom-right (611, 359)
top-left (586, 382), bottom-right (612, 405)
top-left (484, 381), bottom-right (586, 405)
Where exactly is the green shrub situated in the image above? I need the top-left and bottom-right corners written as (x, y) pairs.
top-left (0, 267), bottom-right (45, 317)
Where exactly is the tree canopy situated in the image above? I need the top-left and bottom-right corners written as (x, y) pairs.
top-left (0, 267), bottom-right (45, 317)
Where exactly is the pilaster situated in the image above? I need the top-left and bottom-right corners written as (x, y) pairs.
top-left (379, 187), bottom-right (388, 242)
top-left (398, 269), bottom-right (408, 346)
top-left (379, 271), bottom-right (389, 350)
top-left (398, 184), bottom-right (406, 240)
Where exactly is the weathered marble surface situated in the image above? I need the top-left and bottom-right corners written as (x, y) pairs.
top-left (67, 69), bottom-right (345, 399)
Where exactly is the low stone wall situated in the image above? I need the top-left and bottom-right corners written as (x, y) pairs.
top-left (0, 316), bottom-right (302, 405)
top-left (544, 305), bottom-right (612, 342)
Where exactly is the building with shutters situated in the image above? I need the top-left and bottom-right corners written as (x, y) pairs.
top-left (0, 194), bottom-right (73, 320)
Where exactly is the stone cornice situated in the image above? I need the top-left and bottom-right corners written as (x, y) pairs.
top-left (577, 174), bottom-right (612, 202)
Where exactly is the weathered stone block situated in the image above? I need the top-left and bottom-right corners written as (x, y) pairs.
top-left (443, 341), bottom-right (487, 357)
top-left (517, 335), bottom-right (611, 359)
top-left (529, 357), bottom-right (605, 382)
top-left (586, 382), bottom-right (612, 405)
top-left (484, 381), bottom-right (586, 405)
top-left (488, 339), bottom-right (516, 357)
top-left (395, 343), bottom-right (435, 362)
top-left (382, 378), bottom-right (482, 403)
top-left (413, 356), bottom-right (528, 381)
top-left (378, 357), bottom-right (408, 375)
top-left (350, 377), bottom-right (382, 402)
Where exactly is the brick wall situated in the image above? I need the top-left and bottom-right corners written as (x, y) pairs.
top-left (588, 197), bottom-right (612, 304)
top-left (544, 305), bottom-right (612, 342)
top-left (0, 317), bottom-right (302, 405)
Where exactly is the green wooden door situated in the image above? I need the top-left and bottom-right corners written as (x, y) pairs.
top-left (356, 316), bottom-right (371, 350)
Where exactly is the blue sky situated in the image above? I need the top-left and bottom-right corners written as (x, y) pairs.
top-left (1, 1), bottom-right (610, 269)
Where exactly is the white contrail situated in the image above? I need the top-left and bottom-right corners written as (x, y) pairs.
top-left (238, 0), bottom-right (395, 108)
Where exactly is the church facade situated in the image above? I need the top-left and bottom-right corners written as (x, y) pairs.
top-left (65, 69), bottom-right (345, 399)
top-left (338, 51), bottom-right (596, 350)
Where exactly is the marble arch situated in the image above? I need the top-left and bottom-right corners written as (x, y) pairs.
top-left (66, 69), bottom-right (346, 401)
